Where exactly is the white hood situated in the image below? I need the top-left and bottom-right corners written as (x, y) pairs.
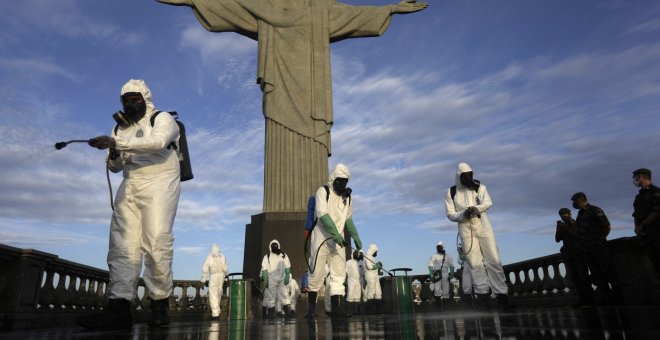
top-left (455, 162), bottom-right (473, 189)
top-left (328, 163), bottom-right (350, 185)
top-left (366, 243), bottom-right (379, 256)
top-left (211, 244), bottom-right (220, 255)
top-left (269, 239), bottom-right (280, 254)
top-left (120, 79), bottom-right (155, 118)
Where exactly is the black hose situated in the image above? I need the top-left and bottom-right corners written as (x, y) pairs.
top-left (306, 237), bottom-right (332, 274)
top-left (106, 157), bottom-right (114, 212)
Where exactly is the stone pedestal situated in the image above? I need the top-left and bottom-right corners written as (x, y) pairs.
top-left (242, 212), bottom-right (308, 283)
top-left (242, 212), bottom-right (353, 285)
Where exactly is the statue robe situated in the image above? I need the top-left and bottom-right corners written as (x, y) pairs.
top-left (188, 0), bottom-right (394, 211)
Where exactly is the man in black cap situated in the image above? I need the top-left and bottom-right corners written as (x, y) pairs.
top-left (632, 168), bottom-right (660, 276)
top-left (571, 192), bottom-right (622, 306)
top-left (555, 207), bottom-right (591, 306)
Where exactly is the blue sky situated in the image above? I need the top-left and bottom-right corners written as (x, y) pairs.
top-left (1, 0), bottom-right (660, 281)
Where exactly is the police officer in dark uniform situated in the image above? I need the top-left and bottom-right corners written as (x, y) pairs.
top-left (571, 192), bottom-right (623, 306)
top-left (555, 207), bottom-right (591, 306)
top-left (632, 168), bottom-right (660, 277)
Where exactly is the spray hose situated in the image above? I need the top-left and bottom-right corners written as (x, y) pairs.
top-left (305, 236), bottom-right (394, 276)
top-left (55, 139), bottom-right (115, 212)
top-left (456, 218), bottom-right (476, 257)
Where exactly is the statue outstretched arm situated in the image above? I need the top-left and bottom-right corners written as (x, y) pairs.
top-left (391, 0), bottom-right (428, 14)
top-left (157, 0), bottom-right (192, 6)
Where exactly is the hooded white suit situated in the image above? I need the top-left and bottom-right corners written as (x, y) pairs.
top-left (364, 244), bottom-right (382, 300)
top-left (308, 164), bottom-right (353, 296)
top-left (106, 79), bottom-right (181, 301)
top-left (428, 242), bottom-right (454, 299)
top-left (201, 244), bottom-right (228, 317)
top-left (345, 255), bottom-right (363, 302)
top-left (261, 239), bottom-right (292, 308)
top-left (444, 163), bottom-right (508, 295)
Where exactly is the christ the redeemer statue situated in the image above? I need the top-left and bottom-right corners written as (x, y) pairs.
top-left (158, 0), bottom-right (427, 213)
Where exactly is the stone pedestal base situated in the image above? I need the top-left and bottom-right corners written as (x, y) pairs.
top-left (242, 212), bottom-right (308, 283)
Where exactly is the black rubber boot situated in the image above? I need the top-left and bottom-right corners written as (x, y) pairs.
top-left (496, 294), bottom-right (514, 310)
top-left (434, 297), bottom-right (444, 311)
top-left (76, 298), bottom-right (133, 329)
top-left (283, 304), bottom-right (295, 317)
top-left (330, 295), bottom-right (351, 318)
top-left (305, 291), bottom-right (318, 319)
top-left (374, 299), bottom-right (383, 315)
top-left (149, 298), bottom-right (170, 327)
top-left (475, 293), bottom-right (490, 311)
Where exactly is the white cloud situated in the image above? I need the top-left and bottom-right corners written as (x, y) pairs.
top-left (0, 0), bottom-right (146, 47)
top-left (180, 25), bottom-right (256, 63)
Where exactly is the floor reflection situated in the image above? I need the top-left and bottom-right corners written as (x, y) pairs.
top-left (2, 306), bottom-right (659, 339)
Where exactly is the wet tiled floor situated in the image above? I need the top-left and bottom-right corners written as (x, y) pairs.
top-left (2, 305), bottom-right (659, 339)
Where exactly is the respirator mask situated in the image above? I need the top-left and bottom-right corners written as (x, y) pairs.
top-left (114, 92), bottom-right (147, 127)
top-left (460, 171), bottom-right (480, 191)
top-left (333, 177), bottom-right (349, 196)
top-left (352, 251), bottom-right (362, 261)
top-left (436, 245), bottom-right (445, 254)
top-left (270, 243), bottom-right (281, 255)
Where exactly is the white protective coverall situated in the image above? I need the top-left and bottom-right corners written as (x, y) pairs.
top-left (276, 278), bottom-right (300, 313)
top-left (428, 243), bottom-right (454, 299)
top-left (458, 252), bottom-right (473, 294)
top-left (106, 79), bottom-right (181, 301)
top-left (261, 240), bottom-right (292, 308)
top-left (346, 256), bottom-right (363, 303)
top-left (289, 278), bottom-right (300, 312)
top-left (444, 162), bottom-right (508, 295)
top-left (201, 244), bottom-right (228, 317)
top-left (308, 164), bottom-right (353, 296)
top-left (364, 244), bottom-right (382, 300)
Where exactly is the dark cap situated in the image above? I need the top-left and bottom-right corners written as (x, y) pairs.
top-left (633, 168), bottom-right (652, 177)
top-left (558, 208), bottom-right (571, 215)
top-left (571, 192), bottom-right (587, 201)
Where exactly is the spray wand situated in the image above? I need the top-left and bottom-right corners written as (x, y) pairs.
top-left (54, 140), bottom-right (90, 150)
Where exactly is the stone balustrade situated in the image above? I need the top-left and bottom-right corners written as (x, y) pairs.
top-left (2, 236), bottom-right (660, 329)
top-left (0, 244), bottom-right (255, 330)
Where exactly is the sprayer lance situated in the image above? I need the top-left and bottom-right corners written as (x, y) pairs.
top-left (54, 140), bottom-right (91, 150)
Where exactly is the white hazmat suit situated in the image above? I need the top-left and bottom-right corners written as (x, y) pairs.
top-left (201, 244), bottom-right (228, 317)
top-left (308, 164), bottom-right (354, 296)
top-left (346, 256), bottom-right (363, 303)
top-left (261, 240), bottom-right (292, 309)
top-left (364, 244), bottom-right (382, 300)
top-left (106, 79), bottom-right (181, 302)
top-left (428, 242), bottom-right (454, 299)
top-left (458, 251), bottom-right (473, 295)
top-left (444, 162), bottom-right (508, 296)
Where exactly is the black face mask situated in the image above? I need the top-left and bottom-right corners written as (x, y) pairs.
top-left (437, 246), bottom-right (445, 254)
top-left (120, 92), bottom-right (147, 124)
top-left (333, 177), bottom-right (348, 195)
top-left (460, 172), bottom-right (479, 190)
top-left (270, 243), bottom-right (281, 254)
top-left (372, 251), bottom-right (378, 258)
top-left (352, 251), bottom-right (360, 260)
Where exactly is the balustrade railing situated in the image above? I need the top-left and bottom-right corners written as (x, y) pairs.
top-left (0, 244), bottom-right (244, 329)
top-left (2, 236), bottom-right (660, 329)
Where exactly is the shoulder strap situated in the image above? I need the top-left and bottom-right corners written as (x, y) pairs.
top-left (450, 186), bottom-right (456, 200)
top-left (323, 185), bottom-right (330, 201)
top-left (150, 110), bottom-right (162, 127)
top-left (113, 124), bottom-right (119, 136)
top-left (323, 184), bottom-right (352, 205)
